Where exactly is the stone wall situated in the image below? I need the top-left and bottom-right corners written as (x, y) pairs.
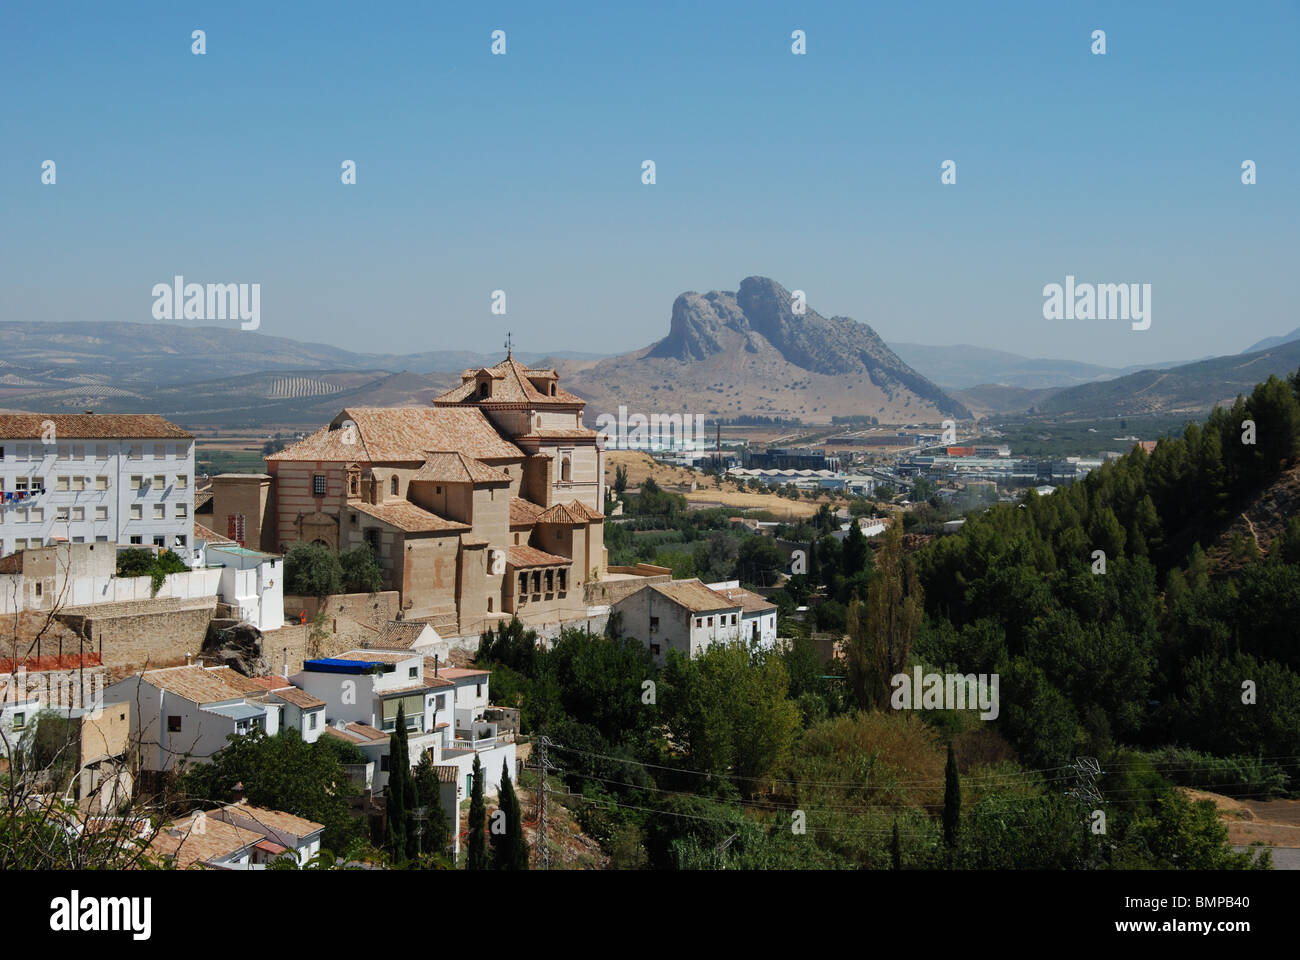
top-left (56, 597), bottom-right (217, 675)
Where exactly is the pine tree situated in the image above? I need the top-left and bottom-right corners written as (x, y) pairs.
top-left (466, 753), bottom-right (488, 870)
top-left (890, 820), bottom-right (902, 870)
top-left (942, 742), bottom-right (961, 851)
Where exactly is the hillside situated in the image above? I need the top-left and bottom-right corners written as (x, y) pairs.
top-left (1031, 340), bottom-right (1300, 418)
top-left (556, 277), bottom-right (970, 425)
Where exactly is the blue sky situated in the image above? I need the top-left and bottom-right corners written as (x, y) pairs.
top-left (2, 0), bottom-right (1296, 367)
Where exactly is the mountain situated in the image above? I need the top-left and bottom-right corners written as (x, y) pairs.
top-left (889, 343), bottom-right (1123, 390)
top-left (1243, 327), bottom-right (1300, 354)
top-left (0, 321), bottom-right (607, 385)
top-left (555, 277), bottom-right (970, 424)
top-left (1030, 340), bottom-right (1300, 419)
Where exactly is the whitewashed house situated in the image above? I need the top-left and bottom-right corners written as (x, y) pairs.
top-left (102, 665), bottom-right (281, 773)
top-left (707, 581), bottom-right (779, 649)
top-left (613, 579), bottom-right (743, 664)
top-left (211, 801), bottom-right (324, 866)
top-left (205, 542), bottom-right (285, 631)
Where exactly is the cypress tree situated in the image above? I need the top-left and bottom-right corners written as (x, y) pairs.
top-left (942, 742), bottom-right (961, 851)
top-left (466, 753), bottom-right (488, 870)
top-left (890, 820), bottom-right (902, 870)
top-left (414, 750), bottom-right (449, 859)
top-left (491, 758), bottom-right (529, 870)
top-left (384, 704), bottom-right (410, 861)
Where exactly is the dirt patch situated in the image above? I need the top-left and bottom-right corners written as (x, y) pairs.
top-left (1180, 788), bottom-right (1300, 848)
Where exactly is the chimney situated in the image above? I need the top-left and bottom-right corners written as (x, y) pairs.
top-left (185, 652), bottom-right (192, 666)
top-left (232, 781), bottom-right (245, 804)
top-left (282, 647), bottom-right (288, 678)
top-left (434, 654), bottom-right (439, 678)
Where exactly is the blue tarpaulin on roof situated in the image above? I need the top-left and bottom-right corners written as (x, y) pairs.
top-left (303, 658), bottom-right (383, 674)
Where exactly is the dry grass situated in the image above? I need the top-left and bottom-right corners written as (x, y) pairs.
top-left (1180, 788), bottom-right (1300, 848)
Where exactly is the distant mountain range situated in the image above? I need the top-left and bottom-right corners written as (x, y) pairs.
top-left (1243, 327), bottom-right (1300, 354)
top-left (551, 276), bottom-right (971, 423)
top-left (1, 316), bottom-right (1297, 427)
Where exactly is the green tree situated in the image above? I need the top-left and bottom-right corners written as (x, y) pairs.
top-left (413, 750), bottom-right (450, 861)
top-left (284, 542), bottom-right (344, 597)
top-left (491, 758), bottom-right (529, 870)
top-left (339, 545), bottom-right (384, 594)
top-left (849, 522), bottom-right (922, 710)
top-left (890, 820), bottom-right (902, 870)
top-left (466, 753), bottom-right (488, 870)
top-left (384, 704), bottom-right (411, 861)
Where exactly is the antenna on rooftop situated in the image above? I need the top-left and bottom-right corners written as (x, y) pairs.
top-left (504, 331), bottom-right (513, 359)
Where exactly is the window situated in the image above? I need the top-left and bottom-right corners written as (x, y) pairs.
top-left (14, 508), bottom-right (26, 523)
top-left (560, 456), bottom-right (572, 482)
top-left (649, 616), bottom-right (659, 633)
top-left (15, 478), bottom-right (28, 494)
top-left (153, 474), bottom-right (165, 489)
top-left (72, 536), bottom-right (84, 544)
top-left (390, 476), bottom-right (398, 495)
top-left (71, 475), bottom-right (85, 491)
top-left (129, 536), bottom-right (142, 545)
top-left (95, 506), bottom-right (108, 521)
top-left (72, 444), bottom-right (85, 460)
top-left (308, 713), bottom-right (317, 730)
top-left (56, 507), bottom-right (70, 522)
top-left (31, 478), bottom-right (44, 494)
top-left (380, 755), bottom-right (390, 772)
top-left (153, 504), bottom-right (165, 519)
top-left (706, 616), bottom-right (713, 627)
top-left (96, 475), bottom-right (108, 490)
top-left (175, 474), bottom-right (188, 489)
top-left (313, 474), bottom-right (327, 495)
top-left (130, 475), bottom-right (142, 490)
top-left (408, 666), bottom-right (418, 678)
top-left (12, 712), bottom-right (24, 730)
top-left (130, 504), bottom-right (142, 520)
top-left (13, 539), bottom-right (26, 551)
top-left (56, 476), bottom-right (69, 492)
top-left (167, 716), bottom-right (182, 732)
top-left (71, 507), bottom-right (84, 521)
top-left (695, 618), bottom-right (702, 628)
top-left (174, 535), bottom-right (187, 548)
top-left (153, 444), bottom-right (166, 459)
top-left (95, 536), bottom-right (108, 543)
top-left (476, 683), bottom-right (482, 698)
top-left (95, 444), bottom-right (108, 459)
top-left (176, 503), bottom-right (188, 518)
top-left (129, 445), bottom-right (142, 459)
top-left (518, 573), bottom-right (528, 598)
top-left (435, 695), bottom-right (446, 711)
top-left (650, 643), bottom-right (661, 656)
top-left (558, 569), bottom-right (567, 592)
top-left (152, 535), bottom-right (165, 548)
top-left (544, 569), bottom-right (554, 593)
top-left (28, 508), bottom-right (42, 522)
top-left (35, 582), bottom-right (43, 597)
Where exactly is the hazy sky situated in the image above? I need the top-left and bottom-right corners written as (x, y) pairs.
top-left (2, 1), bottom-right (1296, 367)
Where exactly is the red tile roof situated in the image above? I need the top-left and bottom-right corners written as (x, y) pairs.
top-left (650, 579), bottom-right (741, 613)
top-left (0, 414), bottom-right (192, 440)
top-left (509, 498), bottom-right (544, 526)
top-left (507, 545), bottom-right (570, 568)
top-left (433, 357), bottom-right (585, 407)
top-left (268, 407), bottom-right (522, 463)
top-left (352, 499), bottom-right (469, 534)
top-left (411, 452), bottom-right (510, 485)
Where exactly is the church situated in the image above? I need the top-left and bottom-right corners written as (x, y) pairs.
top-left (211, 354), bottom-right (611, 638)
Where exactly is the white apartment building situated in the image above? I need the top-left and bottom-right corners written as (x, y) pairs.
top-left (0, 414), bottom-right (196, 558)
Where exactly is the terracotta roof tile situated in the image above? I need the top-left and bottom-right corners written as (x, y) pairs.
top-left (131, 665), bottom-right (256, 704)
top-left (272, 687), bottom-right (326, 710)
top-left (352, 499), bottom-right (469, 534)
top-left (149, 817), bottom-right (262, 869)
top-left (536, 502), bottom-right (585, 525)
top-left (268, 407), bottom-right (522, 463)
top-left (650, 579), bottom-right (742, 613)
top-left (0, 414), bottom-right (192, 440)
top-left (509, 497), bottom-right (544, 526)
top-left (433, 357), bottom-right (585, 407)
top-left (712, 585), bottom-right (778, 614)
top-left (507, 545), bottom-right (570, 568)
top-left (345, 722), bottom-right (388, 742)
top-left (194, 521), bottom-right (236, 545)
top-left (376, 620), bottom-right (438, 649)
top-left (411, 452), bottom-right (510, 485)
top-left (217, 802), bottom-right (324, 838)
top-left (436, 764), bottom-right (460, 783)
top-left (438, 667), bottom-right (491, 680)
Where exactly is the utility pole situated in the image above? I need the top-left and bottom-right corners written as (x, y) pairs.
top-left (535, 735), bottom-right (555, 870)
